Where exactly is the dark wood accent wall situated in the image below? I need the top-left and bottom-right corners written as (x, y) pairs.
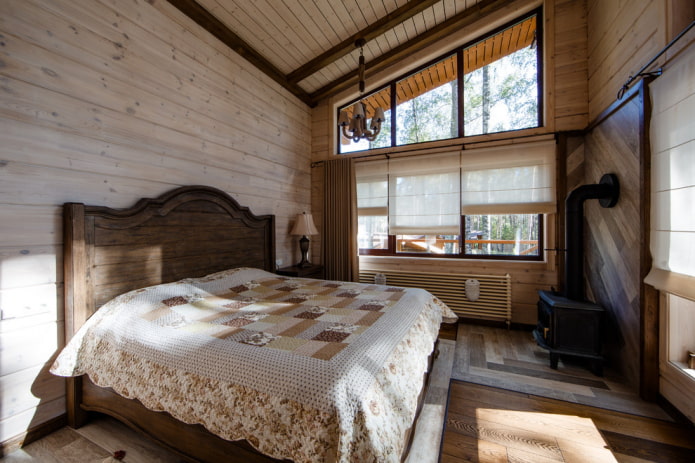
top-left (579, 83), bottom-right (656, 394)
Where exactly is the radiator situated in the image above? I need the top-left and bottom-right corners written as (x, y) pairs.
top-left (359, 269), bottom-right (512, 326)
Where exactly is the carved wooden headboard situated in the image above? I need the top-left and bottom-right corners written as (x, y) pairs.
top-left (63, 185), bottom-right (276, 340)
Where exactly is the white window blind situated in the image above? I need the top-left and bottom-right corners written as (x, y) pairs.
top-left (355, 160), bottom-right (388, 216)
top-left (644, 44), bottom-right (695, 302)
top-left (388, 152), bottom-right (461, 234)
top-left (460, 140), bottom-right (556, 214)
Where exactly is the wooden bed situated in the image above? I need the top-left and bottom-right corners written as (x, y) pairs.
top-left (61, 185), bottom-right (436, 463)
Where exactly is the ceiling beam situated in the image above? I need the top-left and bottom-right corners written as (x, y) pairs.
top-left (309, 0), bottom-right (525, 104)
top-left (166, 0), bottom-right (314, 106)
top-left (285, 0), bottom-right (441, 85)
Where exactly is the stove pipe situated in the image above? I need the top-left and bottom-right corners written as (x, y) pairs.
top-left (565, 174), bottom-right (620, 301)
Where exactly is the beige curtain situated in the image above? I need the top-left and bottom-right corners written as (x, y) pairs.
top-left (322, 158), bottom-right (358, 281)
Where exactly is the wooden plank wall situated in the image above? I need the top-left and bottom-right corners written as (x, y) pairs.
top-left (582, 93), bottom-right (644, 391)
top-left (0, 0), bottom-right (311, 446)
top-left (586, 0), bottom-right (665, 120)
top-left (310, 0), bottom-right (590, 325)
top-left (553, 0), bottom-right (589, 131)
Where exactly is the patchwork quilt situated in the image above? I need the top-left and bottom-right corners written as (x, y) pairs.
top-left (51, 267), bottom-right (456, 462)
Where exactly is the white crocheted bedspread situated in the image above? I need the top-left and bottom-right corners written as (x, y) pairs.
top-left (51, 267), bottom-right (457, 462)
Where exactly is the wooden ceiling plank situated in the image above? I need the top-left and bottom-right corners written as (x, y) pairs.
top-left (390, 22), bottom-right (411, 45)
top-left (421, 4), bottom-right (439, 30)
top-left (165, 0), bottom-right (313, 105)
top-left (447, 54), bottom-right (457, 77)
top-left (286, 0), bottom-right (441, 84)
top-left (309, 0), bottom-right (522, 103)
top-left (510, 23), bottom-right (522, 50)
top-left (330, 1), bottom-right (365, 37)
top-left (411, 9), bottom-right (428, 37)
top-left (484, 37), bottom-right (493, 63)
top-left (493, 34), bottom-right (503, 60)
top-left (357, 0), bottom-right (382, 23)
top-left (241, 0), bottom-right (318, 64)
top-left (441, 0), bottom-right (458, 20)
top-left (307, 0), bottom-right (350, 42)
top-left (500, 29), bottom-right (513, 54)
top-left (200, 1), bottom-right (296, 73)
top-left (293, 1), bottom-right (341, 47)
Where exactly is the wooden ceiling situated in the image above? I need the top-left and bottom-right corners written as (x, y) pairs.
top-left (166, 0), bottom-right (523, 107)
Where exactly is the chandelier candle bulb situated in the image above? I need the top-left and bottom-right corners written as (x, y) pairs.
top-left (374, 107), bottom-right (385, 122)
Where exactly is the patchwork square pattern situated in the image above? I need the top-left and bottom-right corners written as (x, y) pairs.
top-left (141, 277), bottom-right (403, 361)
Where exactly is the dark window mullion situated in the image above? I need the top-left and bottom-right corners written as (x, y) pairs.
top-left (536, 9), bottom-right (544, 128)
top-left (457, 48), bottom-right (465, 138)
top-left (390, 82), bottom-right (397, 148)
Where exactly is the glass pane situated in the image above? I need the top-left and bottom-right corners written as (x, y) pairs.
top-left (396, 235), bottom-right (460, 254)
top-left (339, 87), bottom-right (391, 154)
top-left (464, 214), bottom-right (540, 257)
top-left (358, 216), bottom-right (388, 249)
top-left (463, 16), bottom-right (539, 136)
top-left (396, 54), bottom-right (458, 145)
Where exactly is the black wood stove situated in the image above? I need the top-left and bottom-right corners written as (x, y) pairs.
top-left (533, 174), bottom-right (620, 376)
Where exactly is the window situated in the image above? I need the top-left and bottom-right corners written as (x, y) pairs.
top-left (356, 160), bottom-right (388, 251)
top-left (396, 55), bottom-right (458, 146)
top-left (356, 140), bottom-right (555, 260)
top-left (338, 10), bottom-right (541, 154)
top-left (463, 24), bottom-right (539, 136)
top-left (464, 214), bottom-right (541, 257)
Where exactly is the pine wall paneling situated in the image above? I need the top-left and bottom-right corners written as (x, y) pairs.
top-left (0, 0), bottom-right (311, 446)
top-left (553, 0), bottom-right (589, 130)
top-left (587, 0), bottom-right (665, 120)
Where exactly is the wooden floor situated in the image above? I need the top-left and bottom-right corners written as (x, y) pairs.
top-left (3, 324), bottom-right (693, 463)
top-left (442, 324), bottom-right (695, 462)
top-left (441, 380), bottom-right (695, 463)
top-left (451, 324), bottom-right (673, 420)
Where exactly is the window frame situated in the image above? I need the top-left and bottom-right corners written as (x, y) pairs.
top-left (337, 8), bottom-right (543, 154)
top-left (359, 214), bottom-right (544, 261)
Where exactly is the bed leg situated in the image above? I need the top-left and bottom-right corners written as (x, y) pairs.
top-left (66, 377), bottom-right (89, 428)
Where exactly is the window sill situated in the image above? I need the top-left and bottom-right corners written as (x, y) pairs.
top-left (671, 361), bottom-right (695, 380)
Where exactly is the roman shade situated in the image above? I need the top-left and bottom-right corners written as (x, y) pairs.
top-left (355, 159), bottom-right (388, 216)
top-left (460, 140), bottom-right (556, 214)
top-left (388, 152), bottom-right (461, 235)
top-left (644, 44), bottom-right (695, 302)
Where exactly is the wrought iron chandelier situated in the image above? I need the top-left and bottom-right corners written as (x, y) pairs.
top-left (338, 39), bottom-right (385, 143)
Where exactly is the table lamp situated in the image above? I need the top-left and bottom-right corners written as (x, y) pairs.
top-left (290, 212), bottom-right (319, 268)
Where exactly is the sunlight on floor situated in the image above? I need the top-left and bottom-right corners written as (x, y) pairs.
top-left (471, 407), bottom-right (618, 462)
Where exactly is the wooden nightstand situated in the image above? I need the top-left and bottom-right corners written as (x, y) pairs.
top-left (276, 264), bottom-right (324, 279)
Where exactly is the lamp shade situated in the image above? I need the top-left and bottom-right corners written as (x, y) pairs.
top-left (290, 212), bottom-right (319, 236)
